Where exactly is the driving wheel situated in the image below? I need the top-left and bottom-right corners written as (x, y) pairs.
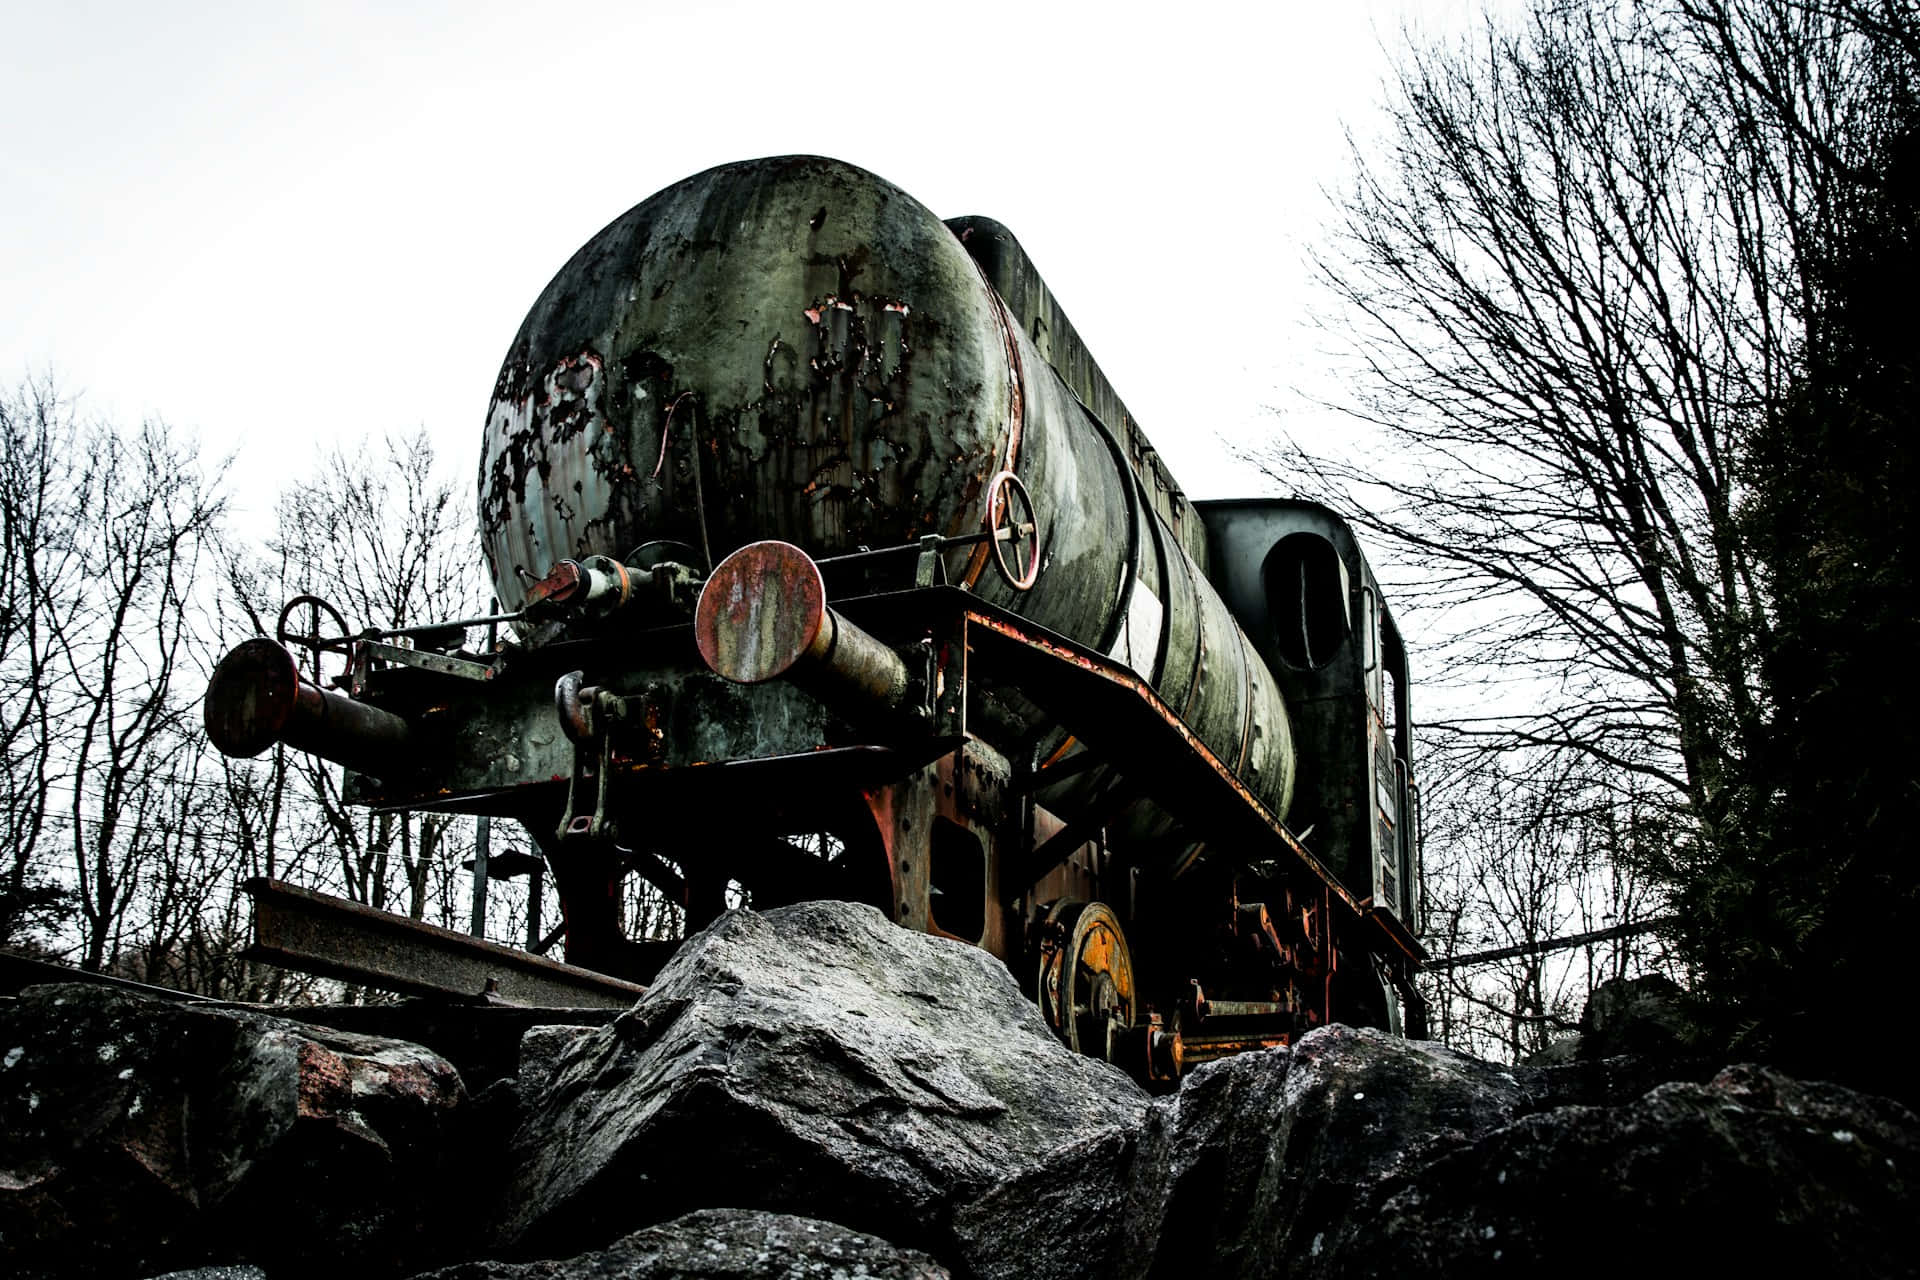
top-left (1036, 900), bottom-right (1137, 1062)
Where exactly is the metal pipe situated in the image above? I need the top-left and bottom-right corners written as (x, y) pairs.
top-left (204, 637), bottom-right (413, 778)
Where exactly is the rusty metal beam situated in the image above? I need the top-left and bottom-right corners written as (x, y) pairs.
top-left (0, 950), bottom-right (218, 1002)
top-left (957, 610), bottom-right (1369, 914)
top-left (1424, 916), bottom-right (1676, 972)
top-left (244, 878), bottom-right (646, 1009)
top-left (1006, 779), bottom-right (1137, 894)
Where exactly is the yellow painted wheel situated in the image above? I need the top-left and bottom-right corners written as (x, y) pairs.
top-left (1036, 900), bottom-right (1137, 1062)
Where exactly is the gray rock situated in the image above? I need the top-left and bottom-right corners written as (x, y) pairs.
top-left (956, 1026), bottom-right (1548, 1280)
top-left (517, 1023), bottom-right (598, 1096)
top-left (495, 901), bottom-right (1146, 1258)
top-left (0, 984), bottom-right (466, 1279)
top-left (1527, 975), bottom-right (1704, 1068)
top-left (1326, 1064), bottom-right (1920, 1278)
top-left (412, 1207), bottom-right (948, 1278)
top-left (1576, 972), bottom-right (1693, 1059)
top-left (284, 1002), bottom-right (618, 1091)
top-left (950, 1123), bottom-right (1138, 1280)
top-left (954, 1023), bottom-right (1733, 1280)
top-left (142, 1269), bottom-right (271, 1280)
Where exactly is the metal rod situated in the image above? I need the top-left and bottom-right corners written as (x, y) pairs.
top-left (813, 523), bottom-right (1039, 568)
top-left (526, 859), bottom-right (545, 952)
top-left (470, 815), bottom-right (491, 938)
top-left (1424, 916), bottom-right (1676, 972)
top-left (375, 609), bottom-right (525, 638)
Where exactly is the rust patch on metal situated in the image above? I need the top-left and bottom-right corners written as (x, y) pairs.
top-left (204, 637), bottom-right (302, 757)
top-left (961, 608), bottom-right (1369, 924)
top-left (524, 560), bottom-right (586, 612)
top-left (245, 877), bottom-right (645, 1008)
top-left (695, 541), bottom-right (828, 684)
top-left (205, 638), bottom-right (413, 777)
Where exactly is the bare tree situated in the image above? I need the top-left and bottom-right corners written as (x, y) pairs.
top-left (1286, 0), bottom-right (1839, 839)
top-left (1276, 3), bottom-right (1907, 1016)
top-left (1, 381), bottom-right (235, 976)
top-left (0, 380), bottom-right (82, 948)
top-left (238, 432), bottom-right (487, 922)
top-left (56, 421), bottom-right (228, 970)
top-left (1419, 753), bottom-right (1670, 1061)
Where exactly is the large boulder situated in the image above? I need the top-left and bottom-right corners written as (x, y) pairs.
top-left (493, 901), bottom-right (1147, 1260)
top-left (955, 1026), bottom-right (1553, 1279)
top-left (412, 1208), bottom-right (948, 1279)
top-left (1574, 972), bottom-right (1694, 1059)
top-left (0, 984), bottom-right (466, 1279)
top-left (1327, 1063), bottom-right (1920, 1278)
top-left (952, 1024), bottom-right (1867, 1280)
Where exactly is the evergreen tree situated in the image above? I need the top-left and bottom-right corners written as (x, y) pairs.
top-left (1717, 60), bottom-right (1920, 1098)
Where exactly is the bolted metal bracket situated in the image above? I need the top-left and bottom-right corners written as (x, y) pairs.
top-left (555, 672), bottom-right (667, 848)
top-left (914, 535), bottom-right (949, 589)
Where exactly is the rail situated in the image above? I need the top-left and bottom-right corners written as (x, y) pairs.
top-left (1424, 916), bottom-right (1676, 972)
top-left (243, 878), bottom-right (647, 1008)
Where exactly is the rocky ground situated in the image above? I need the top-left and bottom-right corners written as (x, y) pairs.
top-left (3, 901), bottom-right (1914, 1279)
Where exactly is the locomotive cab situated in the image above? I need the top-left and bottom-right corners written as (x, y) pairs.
top-left (1198, 500), bottom-right (1421, 925)
top-left (1199, 499), bottom-right (1423, 1031)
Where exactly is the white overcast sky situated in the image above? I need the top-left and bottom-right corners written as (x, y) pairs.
top-left (2, 0), bottom-right (1488, 541)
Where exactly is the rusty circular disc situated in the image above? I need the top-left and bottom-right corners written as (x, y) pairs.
top-left (1062, 901), bottom-right (1136, 1061)
top-left (695, 541), bottom-right (828, 684)
top-left (204, 637), bottom-right (301, 758)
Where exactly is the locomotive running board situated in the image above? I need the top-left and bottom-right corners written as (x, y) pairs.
top-left (954, 605), bottom-right (1427, 967)
top-left (243, 878), bottom-right (648, 1009)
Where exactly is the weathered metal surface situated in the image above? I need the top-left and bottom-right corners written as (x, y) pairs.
top-left (695, 541), bottom-right (915, 729)
top-left (960, 606), bottom-right (1329, 904)
top-left (1424, 915), bottom-right (1675, 972)
top-left (983, 469), bottom-right (1040, 590)
top-left (0, 949), bottom-right (219, 1002)
top-left (695, 540), bottom-right (829, 683)
top-left (1036, 900), bottom-right (1137, 1062)
top-left (357, 639), bottom-right (493, 682)
top-left (472, 155), bottom-right (1299, 832)
top-left (190, 159), bottom-right (1428, 1082)
top-left (1197, 498), bottom-right (1421, 936)
top-left (478, 156), bottom-right (1034, 619)
top-left (944, 214), bottom-right (1209, 573)
top-left (204, 638), bottom-right (414, 778)
top-left (244, 877), bottom-right (645, 1008)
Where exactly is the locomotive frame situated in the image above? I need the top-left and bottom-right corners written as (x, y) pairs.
top-left (205, 157), bottom-right (1427, 1084)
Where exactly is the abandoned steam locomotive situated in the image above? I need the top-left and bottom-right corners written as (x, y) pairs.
top-left (205, 156), bottom-right (1425, 1081)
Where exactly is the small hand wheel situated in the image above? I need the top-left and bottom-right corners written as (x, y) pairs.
top-left (984, 470), bottom-right (1040, 591)
top-left (275, 594), bottom-right (353, 686)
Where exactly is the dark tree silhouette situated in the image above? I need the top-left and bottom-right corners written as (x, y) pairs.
top-left (1288, 0), bottom-right (1916, 1068)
